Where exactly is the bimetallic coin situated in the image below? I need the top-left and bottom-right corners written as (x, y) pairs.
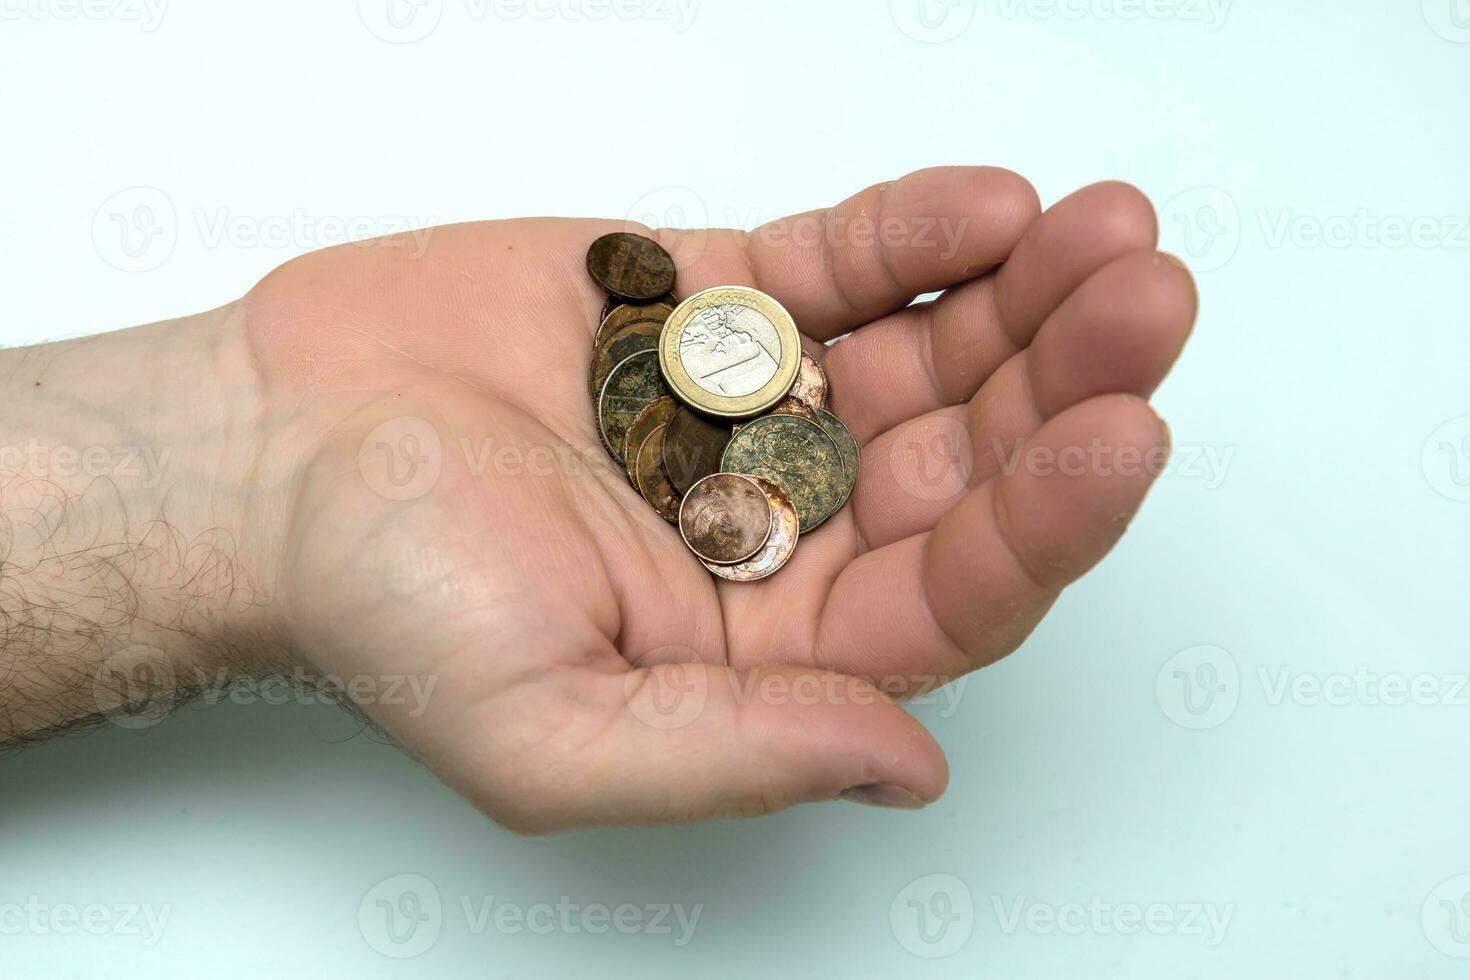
top-left (622, 396), bottom-right (679, 479)
top-left (659, 286), bottom-right (801, 419)
top-left (816, 409), bottom-right (860, 513)
top-left (662, 406), bottom-right (732, 497)
top-left (704, 477), bottom-right (799, 582)
top-left (589, 319), bottom-right (664, 404)
top-left (598, 349), bottom-right (670, 461)
top-left (632, 423), bottom-right (681, 523)
top-left (721, 413), bottom-right (846, 532)
top-left (789, 352), bottom-right (829, 412)
top-left (679, 473), bottom-right (772, 565)
top-left (586, 233), bottom-right (677, 301)
top-left (594, 297), bottom-right (675, 350)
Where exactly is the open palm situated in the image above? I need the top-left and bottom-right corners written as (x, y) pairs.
top-left (244, 167), bottom-right (1196, 832)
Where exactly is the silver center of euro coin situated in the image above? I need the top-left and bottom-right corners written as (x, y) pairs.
top-left (677, 303), bottom-right (782, 398)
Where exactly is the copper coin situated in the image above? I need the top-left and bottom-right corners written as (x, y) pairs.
top-left (597, 350), bottom-right (669, 461)
top-left (586, 233), bottom-right (677, 301)
top-left (816, 409), bottom-right (860, 512)
top-left (721, 413), bottom-right (846, 532)
top-left (589, 318), bottom-right (664, 404)
top-left (678, 473), bottom-right (772, 565)
top-left (767, 396), bottom-right (820, 422)
top-left (622, 396), bottom-right (679, 479)
top-left (662, 406), bottom-right (732, 497)
top-left (789, 352), bottom-right (829, 412)
top-left (631, 423), bottom-right (681, 523)
top-left (594, 297), bottom-right (675, 350)
top-left (703, 477), bottom-right (799, 582)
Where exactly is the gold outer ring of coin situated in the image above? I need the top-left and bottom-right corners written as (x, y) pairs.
top-left (703, 477), bottom-right (799, 582)
top-left (678, 472), bottom-right (773, 565)
top-left (658, 285), bottom-right (802, 419)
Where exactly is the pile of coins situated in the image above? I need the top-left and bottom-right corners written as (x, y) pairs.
top-left (586, 232), bottom-right (859, 582)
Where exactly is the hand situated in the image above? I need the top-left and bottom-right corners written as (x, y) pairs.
top-left (0, 167), bottom-right (1196, 833)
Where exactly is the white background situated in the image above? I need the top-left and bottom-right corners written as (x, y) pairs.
top-left (3, 1), bottom-right (1469, 976)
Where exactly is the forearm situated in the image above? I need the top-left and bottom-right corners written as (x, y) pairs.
top-left (0, 303), bottom-right (289, 743)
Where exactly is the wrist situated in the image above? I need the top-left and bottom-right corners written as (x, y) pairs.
top-left (0, 302), bottom-right (291, 740)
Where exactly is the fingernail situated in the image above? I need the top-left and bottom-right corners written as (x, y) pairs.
top-left (840, 784), bottom-right (927, 810)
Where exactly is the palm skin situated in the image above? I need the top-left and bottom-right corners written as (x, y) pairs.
top-left (239, 167), bottom-right (1196, 833)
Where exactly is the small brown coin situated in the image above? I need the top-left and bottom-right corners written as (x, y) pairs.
top-left (789, 352), bottom-right (829, 412)
top-left (704, 477), bottom-right (799, 582)
top-left (721, 413), bottom-right (846, 532)
top-left (594, 297), bottom-right (675, 350)
top-left (662, 406), bottom-right (732, 496)
top-left (589, 319), bottom-right (664, 403)
top-left (678, 473), bottom-right (772, 565)
top-left (767, 396), bottom-right (820, 422)
top-left (622, 396), bottom-right (679, 477)
top-left (816, 409), bottom-right (860, 514)
top-left (586, 233), bottom-right (677, 301)
top-left (598, 350), bottom-right (670, 461)
top-left (632, 423), bottom-right (681, 523)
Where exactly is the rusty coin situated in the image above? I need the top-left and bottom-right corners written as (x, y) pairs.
top-left (789, 352), bottom-right (829, 412)
top-left (586, 233), bottom-right (677, 302)
top-left (589, 318), bottom-right (665, 404)
top-left (816, 409), bottom-right (859, 511)
top-left (631, 423), bottom-right (681, 523)
top-left (703, 477), bottom-right (799, 582)
top-left (720, 413), bottom-right (845, 532)
top-left (622, 396), bottom-right (679, 479)
top-left (598, 349), bottom-right (670, 461)
top-left (662, 406), bottom-right (732, 496)
top-left (678, 473), bottom-right (772, 565)
top-left (594, 297), bottom-right (675, 350)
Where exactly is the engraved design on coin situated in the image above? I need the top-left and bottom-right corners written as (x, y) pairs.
top-left (678, 473), bottom-right (772, 565)
top-left (703, 477), bottom-right (799, 582)
top-left (721, 414), bottom-right (845, 532)
top-left (677, 302), bottom-right (784, 398)
top-left (586, 232), bottom-right (677, 301)
top-left (597, 349), bottom-right (670, 461)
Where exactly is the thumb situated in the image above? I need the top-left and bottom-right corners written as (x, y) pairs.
top-left (480, 663), bottom-right (949, 833)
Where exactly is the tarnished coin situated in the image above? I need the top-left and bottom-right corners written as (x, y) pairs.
top-left (659, 286), bottom-right (801, 419)
top-left (632, 423), bottom-right (681, 523)
top-left (679, 473), bottom-right (772, 565)
top-left (768, 396), bottom-right (820, 422)
top-left (622, 396), bottom-right (679, 478)
top-left (816, 409), bottom-right (860, 512)
top-left (586, 233), bottom-right (677, 301)
top-left (598, 349), bottom-right (670, 461)
top-left (789, 352), bottom-right (829, 412)
top-left (589, 318), bottom-right (664, 403)
top-left (594, 297), bottom-right (675, 350)
top-left (662, 406), bottom-right (732, 496)
top-left (704, 477), bottom-right (799, 582)
top-left (721, 413), bottom-right (846, 532)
